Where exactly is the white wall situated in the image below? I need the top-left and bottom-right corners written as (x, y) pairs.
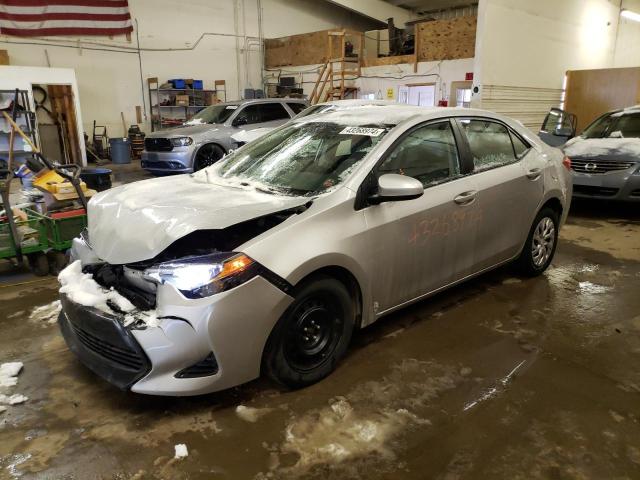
top-left (264, 58), bottom-right (474, 105)
top-left (0, 0), bottom-right (380, 137)
top-left (615, 0), bottom-right (640, 67)
top-left (471, 0), bottom-right (634, 128)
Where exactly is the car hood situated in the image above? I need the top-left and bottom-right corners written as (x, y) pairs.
top-left (146, 123), bottom-right (231, 139)
top-left (563, 137), bottom-right (640, 160)
top-left (87, 174), bottom-right (308, 264)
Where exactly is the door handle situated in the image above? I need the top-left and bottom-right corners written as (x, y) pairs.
top-left (526, 168), bottom-right (542, 180)
top-left (454, 190), bottom-right (477, 205)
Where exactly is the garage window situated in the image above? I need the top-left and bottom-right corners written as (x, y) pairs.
top-left (459, 119), bottom-right (518, 172)
top-left (378, 121), bottom-right (460, 187)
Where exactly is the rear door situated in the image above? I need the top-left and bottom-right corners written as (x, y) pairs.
top-left (362, 120), bottom-right (480, 312)
top-left (455, 117), bottom-right (545, 271)
top-left (257, 102), bottom-right (292, 128)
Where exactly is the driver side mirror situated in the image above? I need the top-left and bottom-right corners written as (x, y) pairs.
top-left (368, 174), bottom-right (424, 205)
top-left (233, 116), bottom-right (248, 127)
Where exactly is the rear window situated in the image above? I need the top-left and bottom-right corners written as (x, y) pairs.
top-left (287, 102), bottom-right (307, 114)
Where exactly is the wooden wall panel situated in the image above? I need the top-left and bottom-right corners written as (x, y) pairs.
top-left (416, 16), bottom-right (476, 62)
top-left (265, 30), bottom-right (344, 68)
top-left (565, 67), bottom-right (640, 132)
top-left (0, 50), bottom-right (9, 65)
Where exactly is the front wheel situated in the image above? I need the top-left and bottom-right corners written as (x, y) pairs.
top-left (193, 144), bottom-right (224, 171)
top-left (516, 207), bottom-right (559, 276)
top-left (263, 276), bottom-right (355, 388)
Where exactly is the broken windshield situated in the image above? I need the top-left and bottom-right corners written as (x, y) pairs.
top-left (214, 122), bottom-right (390, 195)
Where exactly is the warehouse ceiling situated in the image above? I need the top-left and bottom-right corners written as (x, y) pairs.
top-left (384, 0), bottom-right (477, 14)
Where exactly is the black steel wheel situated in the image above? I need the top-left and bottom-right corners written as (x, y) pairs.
top-left (263, 276), bottom-right (355, 388)
top-left (193, 144), bottom-right (225, 171)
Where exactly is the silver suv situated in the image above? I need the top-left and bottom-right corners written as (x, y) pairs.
top-left (141, 98), bottom-right (308, 174)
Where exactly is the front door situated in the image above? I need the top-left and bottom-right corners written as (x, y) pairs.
top-left (362, 120), bottom-right (481, 313)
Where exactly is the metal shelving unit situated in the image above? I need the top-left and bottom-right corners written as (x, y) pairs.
top-left (0, 89), bottom-right (38, 159)
top-left (147, 78), bottom-right (227, 132)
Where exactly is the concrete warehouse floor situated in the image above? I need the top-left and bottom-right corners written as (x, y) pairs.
top-left (1, 163), bottom-right (640, 479)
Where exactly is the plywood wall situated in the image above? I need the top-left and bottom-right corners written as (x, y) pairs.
top-left (265, 30), bottom-right (344, 68)
top-left (565, 67), bottom-right (640, 132)
top-left (416, 16), bottom-right (477, 62)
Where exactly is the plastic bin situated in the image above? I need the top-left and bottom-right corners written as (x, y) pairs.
top-left (0, 210), bottom-right (49, 259)
top-left (109, 138), bottom-right (131, 164)
top-left (170, 79), bottom-right (186, 89)
top-left (80, 168), bottom-right (112, 191)
top-left (193, 80), bottom-right (203, 90)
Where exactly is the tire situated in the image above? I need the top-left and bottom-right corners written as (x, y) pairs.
top-left (516, 207), bottom-right (559, 276)
top-left (263, 276), bottom-right (355, 388)
top-left (193, 144), bottom-right (225, 171)
top-left (27, 252), bottom-right (50, 277)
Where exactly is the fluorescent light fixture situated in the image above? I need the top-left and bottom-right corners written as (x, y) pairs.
top-left (621, 9), bottom-right (640, 22)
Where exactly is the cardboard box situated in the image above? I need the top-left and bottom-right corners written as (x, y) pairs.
top-left (176, 94), bottom-right (189, 106)
top-left (205, 92), bottom-right (218, 105)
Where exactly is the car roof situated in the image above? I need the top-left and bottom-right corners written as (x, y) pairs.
top-left (292, 105), bottom-right (508, 126)
top-left (314, 99), bottom-right (398, 107)
top-left (216, 98), bottom-right (307, 106)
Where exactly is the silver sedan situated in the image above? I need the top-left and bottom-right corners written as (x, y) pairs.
top-left (59, 106), bottom-right (572, 395)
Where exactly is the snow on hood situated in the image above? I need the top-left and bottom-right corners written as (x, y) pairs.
top-left (87, 174), bottom-right (307, 264)
top-left (146, 123), bottom-right (225, 138)
top-left (563, 137), bottom-right (640, 159)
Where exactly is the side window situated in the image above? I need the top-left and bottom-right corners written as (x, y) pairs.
top-left (378, 121), bottom-right (460, 187)
top-left (459, 119), bottom-right (517, 172)
top-left (235, 104), bottom-right (261, 125)
top-left (259, 103), bottom-right (290, 122)
top-left (511, 132), bottom-right (530, 158)
top-left (287, 102), bottom-right (307, 115)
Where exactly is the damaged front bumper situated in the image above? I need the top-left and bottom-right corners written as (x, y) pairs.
top-left (61, 237), bottom-right (295, 396)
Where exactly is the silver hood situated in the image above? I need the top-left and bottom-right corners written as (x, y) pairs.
top-left (146, 123), bottom-right (231, 139)
top-left (87, 174), bottom-right (307, 264)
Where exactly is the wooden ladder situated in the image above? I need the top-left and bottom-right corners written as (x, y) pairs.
top-left (309, 30), bottom-right (363, 105)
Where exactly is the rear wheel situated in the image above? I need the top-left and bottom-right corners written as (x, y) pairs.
top-left (516, 207), bottom-right (559, 276)
top-left (263, 276), bottom-right (355, 388)
top-left (48, 250), bottom-right (68, 275)
top-left (193, 144), bottom-right (225, 171)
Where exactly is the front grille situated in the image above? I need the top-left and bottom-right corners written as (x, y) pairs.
top-left (571, 158), bottom-right (635, 174)
top-left (573, 185), bottom-right (619, 197)
top-left (69, 320), bottom-right (144, 370)
top-left (141, 160), bottom-right (186, 170)
top-left (144, 138), bottom-right (173, 152)
top-left (631, 189), bottom-right (640, 198)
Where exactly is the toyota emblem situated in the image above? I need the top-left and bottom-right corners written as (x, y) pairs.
top-left (585, 163), bottom-right (597, 172)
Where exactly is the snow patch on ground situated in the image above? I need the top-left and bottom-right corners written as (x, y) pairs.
top-left (174, 444), bottom-right (188, 459)
top-left (260, 359), bottom-right (463, 477)
top-left (58, 260), bottom-right (161, 329)
top-left (28, 300), bottom-right (61, 325)
top-left (0, 362), bottom-right (23, 388)
top-left (235, 405), bottom-right (273, 423)
top-left (0, 393), bottom-right (28, 405)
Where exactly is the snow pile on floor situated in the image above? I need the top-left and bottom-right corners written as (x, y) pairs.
top-left (235, 405), bottom-right (273, 423)
top-left (28, 300), bottom-right (61, 325)
top-left (0, 362), bottom-right (23, 388)
top-left (58, 261), bottom-right (161, 329)
top-left (0, 362), bottom-right (28, 410)
top-left (174, 444), bottom-right (188, 459)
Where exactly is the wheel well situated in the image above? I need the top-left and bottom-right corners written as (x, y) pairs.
top-left (196, 142), bottom-right (226, 156)
top-left (296, 266), bottom-right (363, 328)
top-left (540, 197), bottom-right (563, 218)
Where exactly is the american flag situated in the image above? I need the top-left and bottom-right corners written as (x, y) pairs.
top-left (0, 0), bottom-right (133, 37)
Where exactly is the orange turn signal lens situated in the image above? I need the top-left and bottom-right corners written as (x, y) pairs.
top-left (218, 254), bottom-right (254, 279)
top-left (562, 156), bottom-right (572, 171)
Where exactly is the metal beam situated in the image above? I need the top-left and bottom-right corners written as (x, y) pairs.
top-left (324, 0), bottom-right (413, 27)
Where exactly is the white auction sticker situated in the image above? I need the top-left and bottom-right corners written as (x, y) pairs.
top-left (225, 105), bottom-right (239, 110)
top-left (339, 126), bottom-right (385, 137)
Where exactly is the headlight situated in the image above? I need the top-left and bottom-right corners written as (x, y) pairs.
top-left (170, 137), bottom-right (193, 147)
top-left (144, 252), bottom-right (257, 298)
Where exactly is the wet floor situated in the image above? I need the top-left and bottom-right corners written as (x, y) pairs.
top-left (1, 176), bottom-right (640, 478)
